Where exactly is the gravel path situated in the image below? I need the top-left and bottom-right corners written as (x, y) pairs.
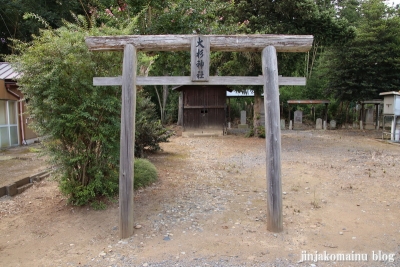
top-left (80, 131), bottom-right (400, 267)
top-left (1, 130), bottom-right (399, 267)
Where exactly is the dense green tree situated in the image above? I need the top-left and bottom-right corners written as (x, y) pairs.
top-left (336, 0), bottom-right (362, 26)
top-left (227, 0), bottom-right (355, 75)
top-left (131, 0), bottom-right (236, 35)
top-left (213, 0), bottom-right (355, 126)
top-left (128, 0), bottom-right (239, 123)
top-left (0, 0), bottom-right (86, 59)
top-left (0, 0), bottom-right (135, 60)
top-left (326, 0), bottom-right (400, 101)
top-left (128, 0), bottom-right (354, 125)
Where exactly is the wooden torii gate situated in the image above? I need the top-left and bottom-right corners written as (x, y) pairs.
top-left (85, 34), bottom-right (313, 238)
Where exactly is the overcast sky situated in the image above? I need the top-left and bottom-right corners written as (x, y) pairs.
top-left (386, 0), bottom-right (400, 6)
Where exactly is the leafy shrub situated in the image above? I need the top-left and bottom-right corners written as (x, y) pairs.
top-left (135, 94), bottom-right (173, 158)
top-left (134, 158), bottom-right (158, 189)
top-left (245, 126), bottom-right (254, 137)
top-left (8, 21), bottom-right (124, 205)
top-left (257, 125), bottom-right (266, 138)
top-left (90, 200), bottom-right (108, 210)
top-left (7, 17), bottom-right (169, 205)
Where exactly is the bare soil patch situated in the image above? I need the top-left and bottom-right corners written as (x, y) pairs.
top-left (0, 130), bottom-right (399, 266)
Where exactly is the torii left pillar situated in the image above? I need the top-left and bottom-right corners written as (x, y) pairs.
top-left (119, 44), bottom-right (137, 239)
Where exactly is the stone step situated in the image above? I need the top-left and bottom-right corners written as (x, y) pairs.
top-left (193, 133), bottom-right (220, 137)
top-left (30, 171), bottom-right (51, 183)
top-left (182, 131), bottom-right (223, 138)
top-left (17, 183), bottom-right (33, 195)
top-left (1, 170), bottom-right (51, 198)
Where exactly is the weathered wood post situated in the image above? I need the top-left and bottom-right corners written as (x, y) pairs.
top-left (262, 46), bottom-right (283, 232)
top-left (119, 44), bottom-right (137, 239)
top-left (178, 92), bottom-right (183, 126)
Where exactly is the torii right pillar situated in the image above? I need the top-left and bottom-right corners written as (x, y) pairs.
top-left (262, 46), bottom-right (283, 232)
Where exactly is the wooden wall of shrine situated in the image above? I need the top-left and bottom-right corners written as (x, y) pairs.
top-left (174, 85), bottom-right (230, 129)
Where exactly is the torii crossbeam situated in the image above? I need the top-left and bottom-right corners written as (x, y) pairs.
top-left (86, 34), bottom-right (314, 239)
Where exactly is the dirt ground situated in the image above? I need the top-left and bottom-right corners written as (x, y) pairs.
top-left (0, 129), bottom-right (399, 266)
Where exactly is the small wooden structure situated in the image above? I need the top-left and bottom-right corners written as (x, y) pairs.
top-left (173, 85), bottom-right (230, 130)
top-left (287, 100), bottom-right (330, 126)
top-left (359, 100), bottom-right (383, 130)
top-left (380, 91), bottom-right (400, 141)
top-left (86, 34), bottom-right (313, 238)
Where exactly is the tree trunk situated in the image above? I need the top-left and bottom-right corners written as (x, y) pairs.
top-left (344, 101), bottom-right (350, 127)
top-left (253, 90), bottom-right (263, 135)
top-left (338, 101), bottom-right (343, 120)
top-left (154, 84), bottom-right (169, 125)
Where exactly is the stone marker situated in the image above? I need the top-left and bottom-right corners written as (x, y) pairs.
top-left (240, 110), bottom-right (246, 124)
top-left (323, 120), bottom-right (327, 130)
top-left (294, 110), bottom-right (303, 124)
top-left (239, 110), bottom-right (248, 128)
top-left (280, 119), bottom-right (285, 130)
top-left (293, 110), bottom-right (303, 130)
top-left (330, 120), bottom-right (336, 129)
top-left (316, 118), bottom-right (322, 130)
top-left (289, 120), bottom-right (293, 130)
top-left (365, 108), bottom-right (375, 130)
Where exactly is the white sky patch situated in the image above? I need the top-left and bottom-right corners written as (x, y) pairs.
top-left (386, 0), bottom-right (400, 6)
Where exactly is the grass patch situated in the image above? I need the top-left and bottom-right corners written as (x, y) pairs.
top-left (28, 147), bottom-right (42, 153)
